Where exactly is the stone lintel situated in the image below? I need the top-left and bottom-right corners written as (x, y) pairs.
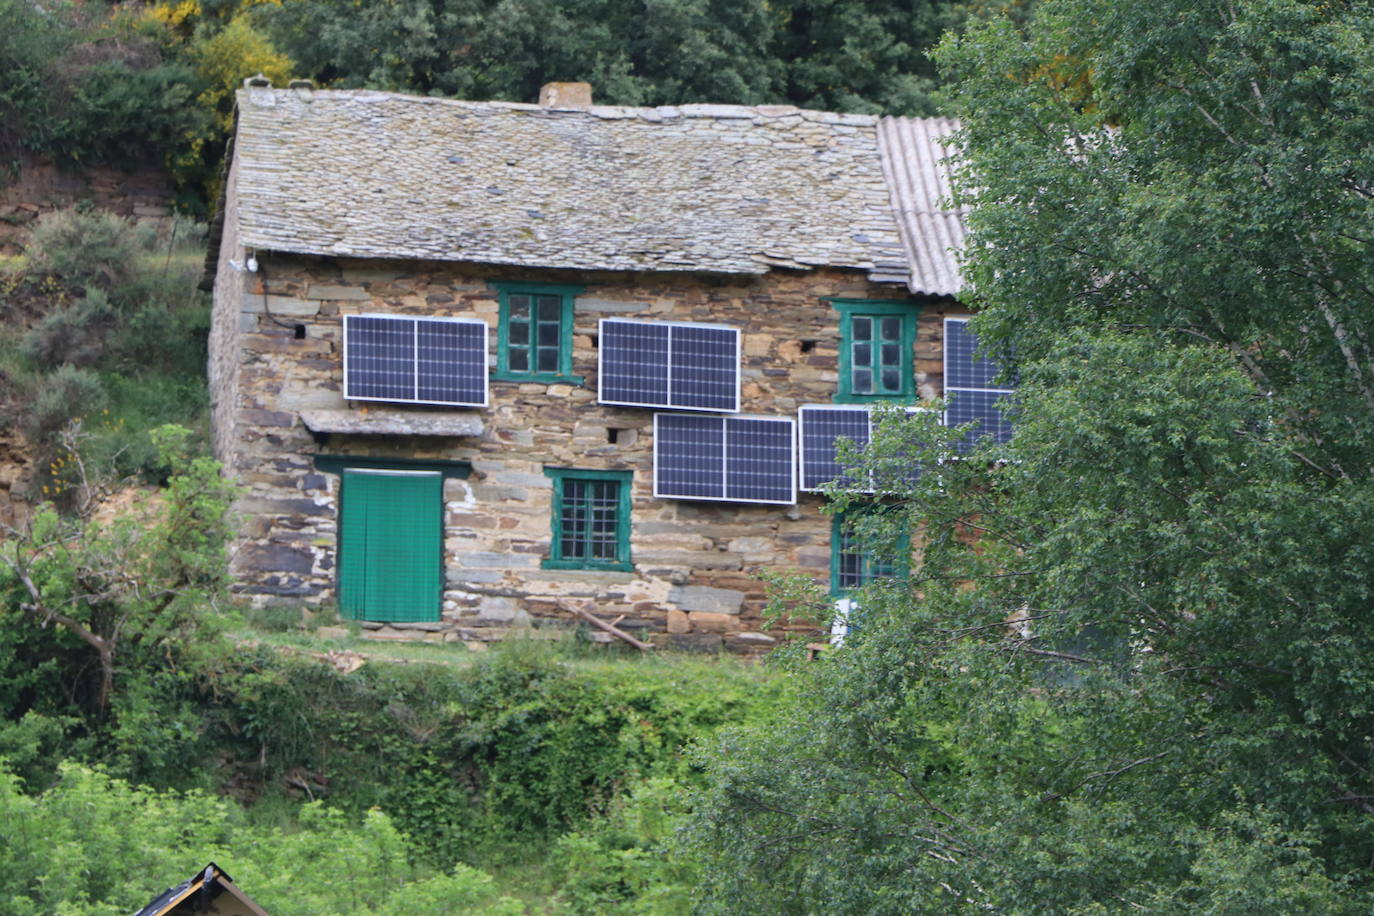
top-left (300, 408), bottom-right (483, 437)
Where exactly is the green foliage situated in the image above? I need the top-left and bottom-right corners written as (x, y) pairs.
top-left (0, 760), bottom-right (522, 916)
top-left (0, 0), bottom-right (208, 176)
top-left (260, 0), bottom-right (968, 115)
top-left (683, 0), bottom-right (1374, 910)
top-left (22, 288), bottom-right (117, 369)
top-left (193, 641), bottom-right (780, 866)
top-left (2, 0), bottom-right (1027, 211)
top-left (9, 209), bottom-right (209, 472)
top-left (0, 712), bottom-right (81, 792)
top-left (79, 376), bottom-right (210, 483)
top-left (549, 776), bottom-right (697, 915)
top-left (23, 365), bottom-right (107, 446)
top-left (0, 424), bottom-right (236, 717)
top-left (24, 209), bottom-right (149, 293)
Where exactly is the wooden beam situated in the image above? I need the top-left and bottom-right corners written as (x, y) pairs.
top-left (563, 602), bottom-right (654, 651)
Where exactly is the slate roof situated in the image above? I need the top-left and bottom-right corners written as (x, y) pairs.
top-left (876, 116), bottom-right (966, 297)
top-left (231, 85), bottom-right (912, 284)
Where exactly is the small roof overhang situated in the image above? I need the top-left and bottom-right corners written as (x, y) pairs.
top-left (299, 408), bottom-right (484, 438)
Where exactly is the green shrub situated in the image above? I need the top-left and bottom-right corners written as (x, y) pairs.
top-left (0, 0), bottom-right (209, 179)
top-left (65, 375), bottom-right (208, 484)
top-left (184, 642), bottom-right (781, 865)
top-left (549, 776), bottom-right (697, 915)
top-left (24, 209), bottom-right (149, 294)
top-left (0, 760), bottom-right (522, 916)
top-left (0, 712), bottom-right (81, 793)
top-left (108, 293), bottom-right (211, 375)
top-left (22, 288), bottom-right (116, 369)
top-left (24, 365), bottom-right (106, 445)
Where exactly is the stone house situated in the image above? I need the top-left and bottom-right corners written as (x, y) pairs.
top-left (205, 79), bottom-right (1008, 652)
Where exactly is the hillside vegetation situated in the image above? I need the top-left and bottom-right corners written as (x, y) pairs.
top-left (6, 0), bottom-right (1373, 912)
top-left (1, 0), bottom-right (1025, 214)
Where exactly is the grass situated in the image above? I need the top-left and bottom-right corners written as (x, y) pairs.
top-left (230, 618), bottom-right (775, 679)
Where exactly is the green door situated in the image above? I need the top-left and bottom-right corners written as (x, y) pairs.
top-left (338, 469), bottom-right (443, 622)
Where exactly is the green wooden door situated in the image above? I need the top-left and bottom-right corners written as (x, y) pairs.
top-left (338, 469), bottom-right (443, 622)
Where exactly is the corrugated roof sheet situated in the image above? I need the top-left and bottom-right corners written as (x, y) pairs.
top-left (232, 86), bottom-right (911, 284)
top-left (877, 116), bottom-right (966, 296)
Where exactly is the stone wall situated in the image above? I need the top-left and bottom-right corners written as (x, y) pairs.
top-left (216, 253), bottom-right (965, 652)
top-left (0, 155), bottom-right (175, 255)
top-left (207, 140), bottom-right (246, 466)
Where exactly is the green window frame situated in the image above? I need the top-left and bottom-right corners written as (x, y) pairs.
top-left (829, 509), bottom-right (909, 597)
top-left (543, 468), bottom-right (634, 572)
top-left (831, 299), bottom-right (919, 403)
top-left (493, 281), bottom-right (584, 384)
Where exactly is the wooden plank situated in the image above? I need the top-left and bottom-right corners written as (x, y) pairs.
top-left (563, 603), bottom-right (654, 651)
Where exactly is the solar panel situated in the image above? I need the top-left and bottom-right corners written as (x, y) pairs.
top-left (944, 317), bottom-right (1014, 452)
top-left (653, 413), bottom-right (724, 500)
top-left (654, 413), bottom-right (795, 505)
top-left (344, 314), bottom-right (488, 407)
top-left (798, 405), bottom-right (871, 492)
top-left (798, 404), bottom-right (928, 492)
top-left (671, 324), bottom-right (738, 411)
top-left (345, 315), bottom-right (415, 402)
top-left (599, 319), bottom-right (739, 412)
top-left (599, 320), bottom-right (670, 407)
top-left (725, 417), bottom-right (796, 503)
top-left (417, 319), bottom-right (487, 405)
top-left (945, 388), bottom-right (1014, 447)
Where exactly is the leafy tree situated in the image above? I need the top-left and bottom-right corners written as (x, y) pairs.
top-left (261, 0), bottom-right (782, 106)
top-left (683, 0), bottom-right (1374, 911)
top-left (772, 0), bottom-right (952, 115)
top-left (260, 0), bottom-right (984, 113)
top-left (0, 0), bottom-right (205, 173)
top-left (0, 424), bottom-right (236, 713)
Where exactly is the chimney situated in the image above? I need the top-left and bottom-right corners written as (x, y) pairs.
top-left (538, 82), bottom-right (593, 110)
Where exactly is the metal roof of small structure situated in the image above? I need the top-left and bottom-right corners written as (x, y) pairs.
top-left (876, 116), bottom-right (966, 297)
top-left (132, 862), bottom-right (269, 916)
top-left (231, 85), bottom-right (912, 285)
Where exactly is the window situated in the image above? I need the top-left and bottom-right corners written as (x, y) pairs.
top-left (598, 318), bottom-right (740, 412)
top-left (653, 413), bottom-right (796, 505)
top-left (343, 314), bottom-right (488, 407)
top-left (830, 509), bottom-right (908, 596)
top-left (943, 317), bottom-right (1015, 452)
top-left (543, 468), bottom-right (633, 571)
top-left (832, 300), bottom-right (918, 402)
top-left (494, 282), bottom-right (583, 383)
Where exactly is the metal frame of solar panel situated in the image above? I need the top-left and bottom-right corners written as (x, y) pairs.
top-left (598, 318), bottom-right (740, 412)
top-left (653, 413), bottom-right (796, 505)
top-left (943, 317), bottom-right (1014, 451)
top-left (344, 313), bottom-right (489, 408)
top-left (798, 404), bottom-right (928, 493)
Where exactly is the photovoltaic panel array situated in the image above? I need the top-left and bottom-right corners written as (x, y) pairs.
top-left (344, 314), bottom-right (488, 407)
top-left (600, 319), bottom-right (739, 412)
top-left (944, 317), bottom-right (1014, 452)
top-left (798, 405), bottom-right (871, 492)
top-left (654, 414), bottom-right (795, 505)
